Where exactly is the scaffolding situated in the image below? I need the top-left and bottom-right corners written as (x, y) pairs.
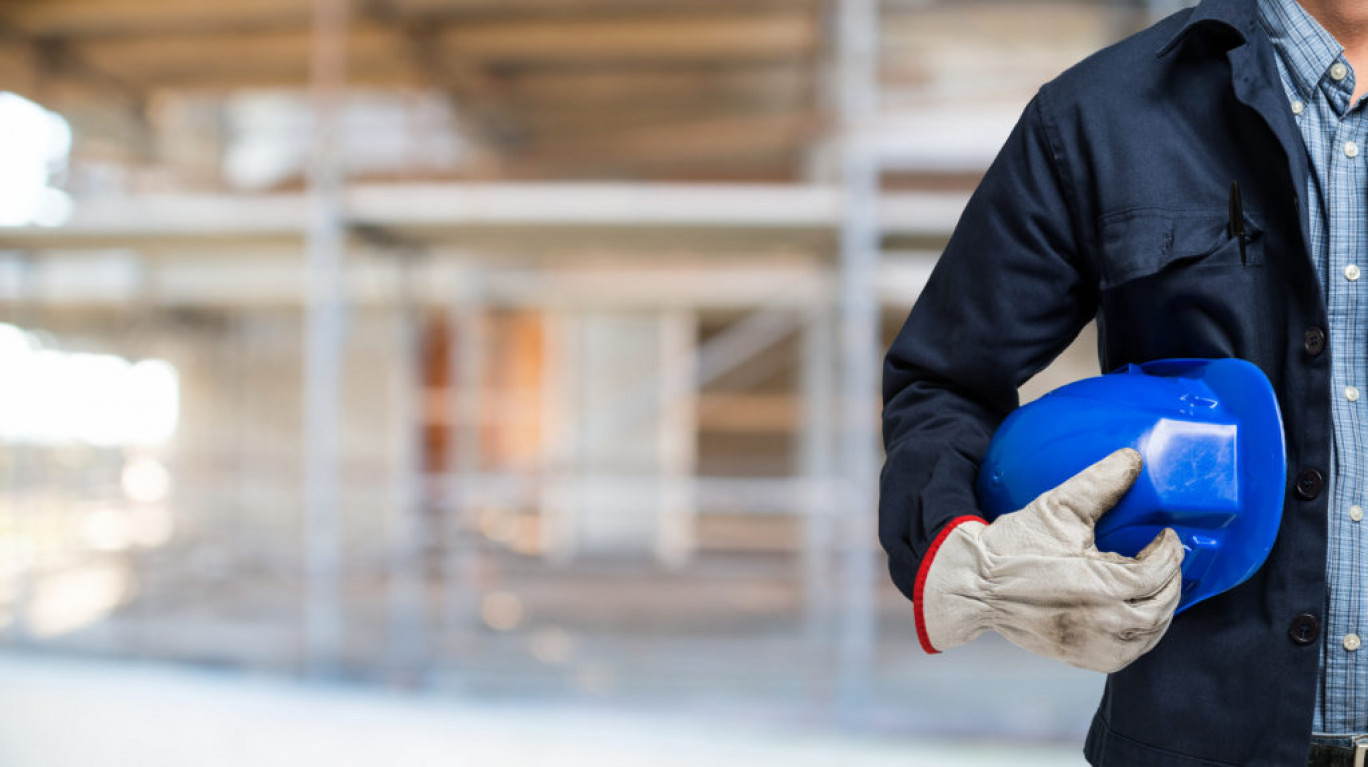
top-left (0, 0), bottom-right (1151, 734)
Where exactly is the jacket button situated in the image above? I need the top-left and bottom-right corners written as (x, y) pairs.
top-left (1295, 469), bottom-right (1325, 500)
top-left (1290, 613), bottom-right (1320, 645)
top-left (1304, 327), bottom-right (1327, 356)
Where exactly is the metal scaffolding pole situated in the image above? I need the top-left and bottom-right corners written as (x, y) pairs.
top-left (302, 0), bottom-right (348, 677)
top-left (387, 252), bottom-right (428, 682)
top-left (656, 309), bottom-right (699, 569)
top-left (444, 270), bottom-right (485, 647)
top-left (1, 255), bottom-right (34, 646)
top-left (800, 307), bottom-right (837, 658)
top-left (834, 0), bottom-right (881, 723)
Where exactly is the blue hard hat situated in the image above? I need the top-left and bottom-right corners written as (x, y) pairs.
top-left (975, 358), bottom-right (1286, 613)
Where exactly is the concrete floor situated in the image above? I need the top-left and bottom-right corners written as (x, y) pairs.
top-left (0, 651), bottom-right (1086, 767)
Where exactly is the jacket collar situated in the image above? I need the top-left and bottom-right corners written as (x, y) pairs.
top-left (1160, 0), bottom-right (1311, 271)
top-left (1157, 0), bottom-right (1258, 57)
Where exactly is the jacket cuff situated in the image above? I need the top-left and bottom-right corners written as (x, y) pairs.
top-left (913, 515), bottom-right (988, 654)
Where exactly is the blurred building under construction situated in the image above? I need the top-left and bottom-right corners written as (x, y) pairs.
top-left (0, 0), bottom-right (1188, 739)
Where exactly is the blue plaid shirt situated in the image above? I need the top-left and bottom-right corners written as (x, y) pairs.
top-left (1259, 0), bottom-right (1368, 735)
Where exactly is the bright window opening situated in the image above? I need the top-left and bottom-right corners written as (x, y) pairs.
top-left (0, 323), bottom-right (179, 447)
top-left (0, 92), bottom-right (74, 227)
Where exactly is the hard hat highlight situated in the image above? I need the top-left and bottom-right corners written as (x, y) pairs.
top-left (975, 358), bottom-right (1286, 613)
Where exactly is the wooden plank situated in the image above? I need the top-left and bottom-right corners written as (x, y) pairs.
top-left (0, 0), bottom-right (313, 37)
top-left (512, 99), bottom-right (803, 144)
top-left (58, 15), bottom-right (812, 89)
top-left (492, 64), bottom-right (808, 110)
top-left (435, 13), bottom-right (816, 63)
top-left (390, 0), bottom-right (817, 17)
top-left (502, 109), bottom-right (820, 176)
top-left (1, 0), bottom-right (313, 37)
top-left (71, 25), bottom-right (411, 85)
top-left (2, 0), bottom-right (818, 37)
top-left (697, 393), bottom-right (799, 433)
top-left (0, 43), bottom-right (39, 99)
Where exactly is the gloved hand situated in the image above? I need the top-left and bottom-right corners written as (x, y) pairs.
top-left (918, 448), bottom-right (1184, 673)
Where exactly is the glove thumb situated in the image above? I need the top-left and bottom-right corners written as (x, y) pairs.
top-left (1032, 447), bottom-right (1143, 535)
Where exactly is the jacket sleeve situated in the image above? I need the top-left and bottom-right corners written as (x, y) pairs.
top-left (880, 89), bottom-right (1099, 648)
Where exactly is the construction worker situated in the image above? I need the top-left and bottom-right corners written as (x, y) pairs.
top-left (880, 0), bottom-right (1368, 764)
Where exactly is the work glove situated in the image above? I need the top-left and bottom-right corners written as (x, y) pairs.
top-left (918, 448), bottom-right (1184, 673)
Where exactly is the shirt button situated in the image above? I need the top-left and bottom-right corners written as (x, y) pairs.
top-left (1347, 141), bottom-right (1360, 158)
top-left (1332, 61), bottom-right (1350, 81)
top-left (1352, 504), bottom-right (1364, 522)
top-left (1348, 386), bottom-right (1362, 402)
top-left (1291, 613), bottom-right (1321, 645)
top-left (1346, 633), bottom-right (1362, 652)
top-left (1348, 264), bottom-right (1362, 281)
top-left (1295, 468), bottom-right (1325, 500)
top-left (1292, 100), bottom-right (1305, 115)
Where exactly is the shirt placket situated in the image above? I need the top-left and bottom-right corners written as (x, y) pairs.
top-left (1260, 0), bottom-right (1368, 733)
top-left (1323, 67), bottom-right (1367, 731)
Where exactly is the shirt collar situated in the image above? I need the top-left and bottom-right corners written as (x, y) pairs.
top-left (1256, 0), bottom-right (1345, 100)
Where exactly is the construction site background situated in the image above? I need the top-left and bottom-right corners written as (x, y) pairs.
top-left (0, 1), bottom-right (1191, 763)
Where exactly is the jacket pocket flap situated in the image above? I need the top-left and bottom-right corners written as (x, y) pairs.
top-left (1099, 209), bottom-right (1261, 290)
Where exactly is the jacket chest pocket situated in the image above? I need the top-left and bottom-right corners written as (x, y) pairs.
top-left (1098, 208), bottom-right (1263, 291)
top-left (1094, 207), bottom-right (1272, 365)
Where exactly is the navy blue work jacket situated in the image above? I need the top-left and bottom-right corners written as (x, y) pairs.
top-left (881, 1), bottom-right (1331, 764)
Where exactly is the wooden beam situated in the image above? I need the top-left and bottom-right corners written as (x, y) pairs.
top-left (388, 0), bottom-right (817, 16)
top-left (0, 0), bottom-right (313, 37)
top-left (1, 0), bottom-right (820, 38)
top-left (0, 39), bottom-right (40, 100)
top-left (512, 98), bottom-right (803, 143)
top-left (384, 15), bottom-right (517, 160)
top-left (502, 110), bottom-right (821, 177)
top-left (58, 13), bottom-right (812, 89)
top-left (71, 25), bottom-right (412, 85)
top-left (434, 13), bottom-right (816, 64)
top-left (493, 64), bottom-right (808, 110)
top-left (698, 393), bottom-right (799, 433)
top-left (0, 19), bottom-right (146, 108)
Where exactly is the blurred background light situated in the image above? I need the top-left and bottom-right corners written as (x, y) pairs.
top-left (121, 457), bottom-right (173, 504)
top-left (481, 591), bottom-right (525, 632)
top-left (0, 323), bottom-right (179, 447)
top-left (80, 506), bottom-right (135, 553)
top-left (128, 504), bottom-right (176, 549)
top-left (0, 92), bottom-right (73, 228)
top-left (529, 626), bottom-right (577, 666)
top-left (25, 560), bottom-right (130, 639)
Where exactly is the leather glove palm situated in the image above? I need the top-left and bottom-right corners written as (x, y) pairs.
top-left (918, 448), bottom-right (1184, 673)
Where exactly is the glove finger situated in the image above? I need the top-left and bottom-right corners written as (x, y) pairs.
top-left (1122, 528), bottom-right (1185, 600)
top-left (1084, 527), bottom-right (1182, 597)
top-left (986, 557), bottom-right (1133, 606)
top-left (1086, 575), bottom-right (1180, 674)
top-left (1032, 448), bottom-right (1143, 544)
top-left (1005, 611), bottom-right (1158, 675)
top-left (1117, 570), bottom-right (1181, 650)
top-left (1136, 526), bottom-right (1181, 561)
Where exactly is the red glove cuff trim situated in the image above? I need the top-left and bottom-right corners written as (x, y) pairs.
top-left (913, 515), bottom-right (988, 655)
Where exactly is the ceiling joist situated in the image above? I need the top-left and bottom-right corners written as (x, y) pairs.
top-left (0, 0), bottom-right (825, 184)
top-left (4, 0), bottom-right (819, 37)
